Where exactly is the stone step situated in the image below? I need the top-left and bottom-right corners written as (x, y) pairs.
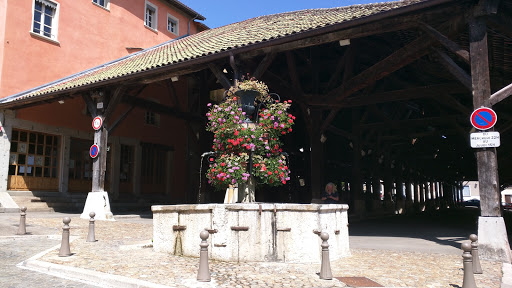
top-left (9, 194), bottom-right (85, 213)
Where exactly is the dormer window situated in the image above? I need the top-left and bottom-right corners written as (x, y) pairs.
top-left (167, 14), bottom-right (179, 36)
top-left (145, 1), bottom-right (158, 31)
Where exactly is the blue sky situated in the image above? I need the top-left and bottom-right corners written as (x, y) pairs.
top-left (180, 0), bottom-right (389, 28)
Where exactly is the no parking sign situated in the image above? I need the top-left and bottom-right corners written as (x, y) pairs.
top-left (90, 144), bottom-right (100, 158)
top-left (470, 107), bottom-right (497, 130)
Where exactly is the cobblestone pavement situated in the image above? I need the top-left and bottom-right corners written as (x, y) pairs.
top-left (0, 212), bottom-right (501, 288)
top-left (0, 236), bottom-right (98, 288)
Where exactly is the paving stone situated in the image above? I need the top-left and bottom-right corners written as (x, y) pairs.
top-left (0, 213), bottom-right (504, 288)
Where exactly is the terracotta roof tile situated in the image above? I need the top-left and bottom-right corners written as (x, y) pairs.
top-left (3, 0), bottom-right (427, 103)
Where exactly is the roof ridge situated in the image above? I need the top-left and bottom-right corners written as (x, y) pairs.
top-left (2, 0), bottom-right (453, 105)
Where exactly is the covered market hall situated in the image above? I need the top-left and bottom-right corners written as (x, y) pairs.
top-left (1, 0), bottom-right (512, 261)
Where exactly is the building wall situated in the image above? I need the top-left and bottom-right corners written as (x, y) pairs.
top-left (463, 181), bottom-right (480, 200)
top-left (9, 78), bottom-right (190, 201)
top-left (0, 0), bottom-right (205, 98)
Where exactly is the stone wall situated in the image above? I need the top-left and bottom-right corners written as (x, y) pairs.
top-left (152, 203), bottom-right (350, 263)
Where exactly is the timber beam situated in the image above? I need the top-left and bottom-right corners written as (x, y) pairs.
top-left (122, 96), bottom-right (203, 123)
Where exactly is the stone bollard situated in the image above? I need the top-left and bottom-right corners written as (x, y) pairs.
top-left (59, 217), bottom-right (72, 257)
top-left (86, 212), bottom-right (96, 242)
top-left (197, 229), bottom-right (211, 282)
top-left (469, 234), bottom-right (483, 274)
top-left (461, 242), bottom-right (477, 288)
top-left (319, 231), bottom-right (333, 280)
top-left (16, 206), bottom-right (27, 235)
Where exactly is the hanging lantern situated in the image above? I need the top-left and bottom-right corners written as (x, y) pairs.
top-left (235, 89), bottom-right (259, 122)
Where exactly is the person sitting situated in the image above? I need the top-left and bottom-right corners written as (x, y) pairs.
top-left (321, 182), bottom-right (339, 204)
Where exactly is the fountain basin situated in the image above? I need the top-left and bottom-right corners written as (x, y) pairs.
top-left (152, 203), bottom-right (350, 263)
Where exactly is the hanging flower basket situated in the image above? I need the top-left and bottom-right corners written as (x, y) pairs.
top-left (205, 77), bottom-right (294, 190)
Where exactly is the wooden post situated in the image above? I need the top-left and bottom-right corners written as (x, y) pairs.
top-left (469, 14), bottom-right (511, 262)
top-left (309, 109), bottom-right (324, 201)
top-left (470, 17), bottom-right (501, 217)
top-left (80, 90), bottom-right (117, 221)
top-left (92, 99), bottom-right (107, 192)
top-left (383, 147), bottom-right (393, 209)
top-left (351, 108), bottom-right (364, 215)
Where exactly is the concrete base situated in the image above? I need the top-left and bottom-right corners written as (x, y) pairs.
top-left (0, 191), bottom-right (19, 212)
top-left (478, 216), bottom-right (512, 263)
top-left (80, 191), bottom-right (114, 221)
top-left (152, 203), bottom-right (350, 263)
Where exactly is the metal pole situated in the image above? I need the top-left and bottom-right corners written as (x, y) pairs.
top-left (86, 212), bottom-right (96, 242)
top-left (461, 242), bottom-right (477, 288)
top-left (197, 229), bottom-right (211, 282)
top-left (319, 231), bottom-right (333, 280)
top-left (470, 234), bottom-right (483, 274)
top-left (59, 217), bottom-right (72, 257)
top-left (16, 206), bottom-right (27, 235)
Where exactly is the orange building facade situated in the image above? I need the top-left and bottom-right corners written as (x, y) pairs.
top-left (0, 0), bottom-right (206, 98)
top-left (0, 0), bottom-right (207, 204)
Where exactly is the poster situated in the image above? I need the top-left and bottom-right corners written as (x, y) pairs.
top-left (27, 155), bottom-right (35, 165)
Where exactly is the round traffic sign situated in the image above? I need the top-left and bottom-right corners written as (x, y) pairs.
top-left (90, 144), bottom-right (100, 158)
top-left (470, 107), bottom-right (497, 130)
top-left (92, 116), bottom-right (103, 130)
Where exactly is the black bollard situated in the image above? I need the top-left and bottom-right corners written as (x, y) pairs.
top-left (59, 217), bottom-right (72, 257)
top-left (469, 234), bottom-right (483, 274)
top-left (197, 229), bottom-right (211, 282)
top-left (461, 242), bottom-right (477, 288)
top-left (86, 212), bottom-right (96, 242)
top-left (16, 206), bottom-right (27, 235)
top-left (319, 231), bottom-right (333, 280)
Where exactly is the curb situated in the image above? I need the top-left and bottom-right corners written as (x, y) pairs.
top-left (18, 259), bottom-right (173, 288)
top-left (16, 238), bottom-right (218, 288)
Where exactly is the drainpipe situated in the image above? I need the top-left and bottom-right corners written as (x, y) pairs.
top-left (187, 14), bottom-right (199, 36)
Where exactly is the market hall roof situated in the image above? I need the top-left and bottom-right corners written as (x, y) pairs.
top-left (0, 0), bottom-right (453, 108)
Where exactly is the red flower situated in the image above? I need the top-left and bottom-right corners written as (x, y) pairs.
top-left (221, 163), bottom-right (226, 167)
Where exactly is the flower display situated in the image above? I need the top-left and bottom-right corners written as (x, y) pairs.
top-left (205, 78), bottom-right (294, 190)
top-left (206, 153), bottom-right (250, 188)
top-left (251, 154), bottom-right (291, 186)
top-left (257, 100), bottom-right (295, 137)
top-left (225, 74), bottom-right (269, 103)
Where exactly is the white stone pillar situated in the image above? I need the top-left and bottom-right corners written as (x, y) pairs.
top-left (0, 110), bottom-right (14, 192)
top-left (478, 217), bottom-right (512, 263)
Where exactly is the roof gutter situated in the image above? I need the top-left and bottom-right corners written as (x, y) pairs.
top-left (187, 14), bottom-right (200, 36)
top-left (0, 0), bottom-right (462, 109)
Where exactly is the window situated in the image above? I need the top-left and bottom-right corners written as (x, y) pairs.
top-left (167, 14), bottom-right (179, 35)
top-left (92, 0), bottom-right (110, 9)
top-left (145, 1), bottom-right (158, 30)
top-left (120, 145), bottom-right (134, 183)
top-left (145, 111), bottom-right (160, 126)
top-left (9, 129), bottom-right (59, 179)
top-left (32, 0), bottom-right (59, 41)
top-left (463, 186), bottom-right (471, 197)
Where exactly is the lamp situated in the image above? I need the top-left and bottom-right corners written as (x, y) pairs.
top-left (235, 90), bottom-right (259, 122)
